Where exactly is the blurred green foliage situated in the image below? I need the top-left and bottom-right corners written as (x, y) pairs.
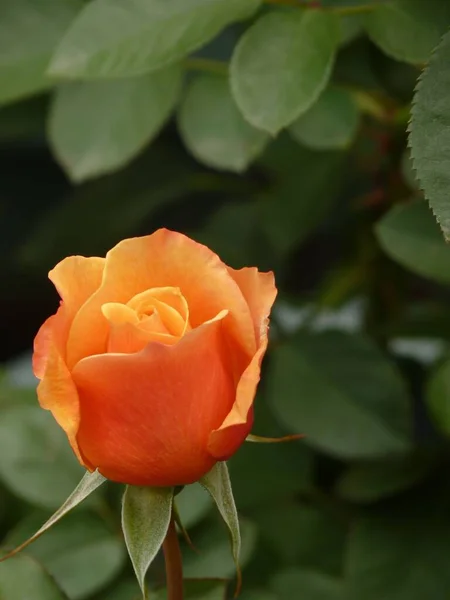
top-left (2, 0), bottom-right (450, 598)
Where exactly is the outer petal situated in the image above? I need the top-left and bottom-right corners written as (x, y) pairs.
top-left (35, 320), bottom-right (86, 466)
top-left (32, 256), bottom-right (104, 466)
top-left (227, 267), bottom-right (277, 340)
top-left (66, 230), bottom-right (256, 369)
top-left (208, 268), bottom-right (277, 460)
top-left (49, 256), bottom-right (105, 321)
top-left (34, 256), bottom-right (105, 375)
top-left (71, 312), bottom-right (235, 486)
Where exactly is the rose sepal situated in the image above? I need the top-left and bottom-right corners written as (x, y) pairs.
top-left (199, 462), bottom-right (241, 596)
top-left (0, 469), bottom-right (106, 562)
top-left (121, 485), bottom-right (174, 600)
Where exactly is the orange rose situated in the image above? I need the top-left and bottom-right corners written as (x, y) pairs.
top-left (33, 230), bottom-right (277, 487)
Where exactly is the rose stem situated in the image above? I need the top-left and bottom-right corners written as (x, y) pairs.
top-left (163, 513), bottom-right (184, 600)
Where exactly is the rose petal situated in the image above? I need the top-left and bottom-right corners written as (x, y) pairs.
top-left (49, 256), bottom-right (105, 320)
top-left (227, 267), bottom-right (277, 343)
top-left (36, 324), bottom-right (86, 466)
top-left (207, 268), bottom-right (277, 459)
top-left (66, 230), bottom-right (256, 369)
top-left (72, 311), bottom-right (235, 486)
top-left (207, 338), bottom-right (266, 459)
top-left (128, 287), bottom-right (189, 335)
top-left (101, 302), bottom-right (177, 353)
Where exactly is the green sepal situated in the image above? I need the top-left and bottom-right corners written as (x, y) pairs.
top-left (0, 469), bottom-right (106, 561)
top-left (200, 462), bottom-right (241, 595)
top-left (121, 485), bottom-right (174, 600)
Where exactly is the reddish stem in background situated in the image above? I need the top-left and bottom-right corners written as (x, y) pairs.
top-left (163, 515), bottom-right (184, 600)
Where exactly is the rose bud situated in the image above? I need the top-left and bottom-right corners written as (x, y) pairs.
top-left (33, 229), bottom-right (277, 487)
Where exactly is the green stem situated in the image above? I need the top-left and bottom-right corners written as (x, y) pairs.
top-left (163, 515), bottom-right (184, 600)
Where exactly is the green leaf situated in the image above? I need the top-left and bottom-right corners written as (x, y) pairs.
top-left (0, 555), bottom-right (68, 600)
top-left (0, 405), bottom-right (88, 509)
top-left (376, 200), bottom-right (450, 284)
top-left (258, 135), bottom-right (345, 255)
top-left (426, 358), bottom-right (450, 435)
top-left (49, 66), bottom-right (182, 182)
top-left (271, 568), bottom-right (344, 600)
top-left (347, 502), bottom-right (450, 600)
top-left (268, 331), bottom-right (412, 459)
top-left (183, 518), bottom-right (257, 579)
top-left (364, 0), bottom-right (450, 64)
top-left (0, 469), bottom-right (106, 560)
top-left (178, 74), bottom-right (269, 172)
top-left (199, 462), bottom-right (241, 584)
top-left (175, 483), bottom-right (212, 529)
top-left (338, 14), bottom-right (363, 47)
top-left (121, 485), bottom-right (173, 599)
top-left (401, 149), bottom-right (420, 191)
top-left (289, 86), bottom-right (359, 150)
top-left (49, 0), bottom-right (261, 79)
top-left (230, 10), bottom-right (339, 134)
top-left (6, 511), bottom-right (125, 600)
top-left (409, 28), bottom-right (450, 240)
top-left (0, 0), bottom-right (82, 105)
top-left (335, 455), bottom-right (432, 503)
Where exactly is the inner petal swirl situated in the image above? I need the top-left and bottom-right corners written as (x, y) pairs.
top-left (101, 287), bottom-right (191, 354)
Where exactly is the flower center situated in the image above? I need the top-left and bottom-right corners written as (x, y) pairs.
top-left (101, 287), bottom-right (191, 354)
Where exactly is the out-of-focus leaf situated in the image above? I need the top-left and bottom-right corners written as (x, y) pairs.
top-left (175, 483), bottom-right (212, 529)
top-left (364, 0), bottom-right (450, 64)
top-left (258, 136), bottom-right (345, 255)
top-left (0, 555), bottom-right (68, 600)
top-left (335, 455), bottom-right (432, 503)
top-left (183, 518), bottom-right (257, 579)
top-left (289, 86), bottom-right (359, 150)
top-left (376, 200), bottom-right (450, 284)
top-left (49, 0), bottom-right (261, 79)
top-left (0, 405), bottom-right (85, 509)
top-left (0, 383), bottom-right (36, 407)
top-left (347, 501), bottom-right (450, 600)
top-left (239, 592), bottom-right (277, 600)
top-left (426, 358), bottom-right (450, 436)
top-left (254, 504), bottom-right (346, 575)
top-left (93, 578), bottom-right (141, 600)
top-left (382, 303), bottom-right (450, 340)
top-left (193, 201), bottom-right (270, 270)
top-left (178, 74), bottom-right (269, 172)
top-left (49, 66), bottom-right (182, 182)
top-left (0, 0), bottom-right (82, 105)
top-left (228, 434), bottom-right (312, 509)
top-left (6, 511), bottom-right (124, 600)
top-left (271, 568), bottom-right (344, 600)
top-left (122, 485), bottom-right (173, 598)
top-left (230, 10), bottom-right (339, 134)
top-left (321, 0), bottom-right (388, 6)
top-left (268, 331), bottom-right (412, 459)
top-left (410, 28), bottom-right (450, 240)
top-left (338, 15), bottom-right (363, 47)
top-left (153, 579), bottom-right (228, 600)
